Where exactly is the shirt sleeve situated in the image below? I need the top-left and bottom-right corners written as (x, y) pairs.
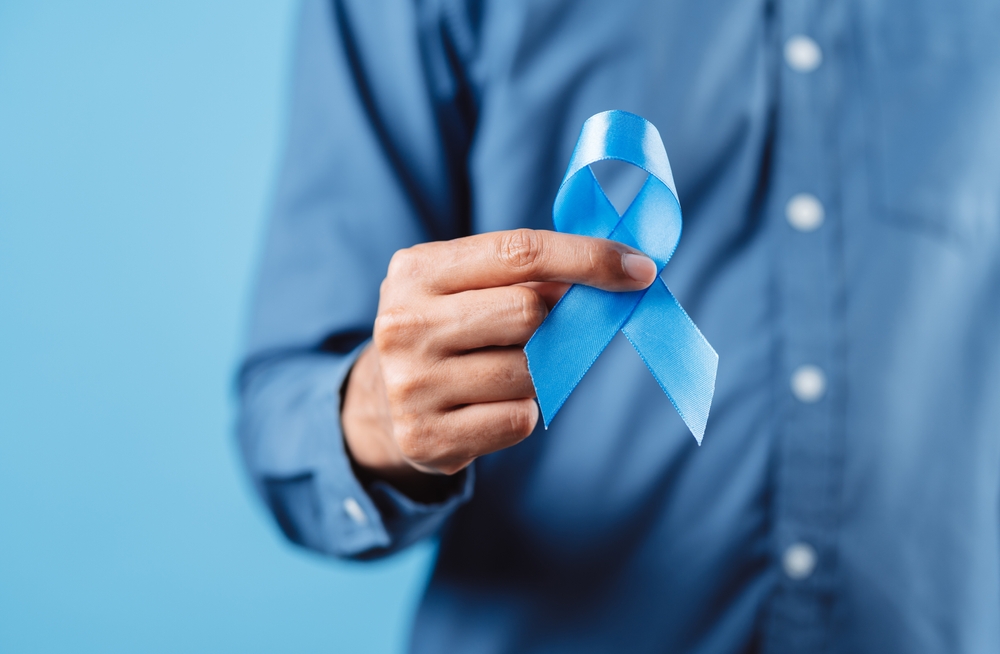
top-left (236, 0), bottom-right (480, 559)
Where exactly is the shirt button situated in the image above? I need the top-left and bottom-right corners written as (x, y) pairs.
top-left (784, 35), bottom-right (822, 73)
top-left (343, 497), bottom-right (368, 525)
top-left (783, 542), bottom-right (818, 580)
top-left (785, 194), bottom-right (825, 232)
top-left (791, 365), bottom-right (826, 403)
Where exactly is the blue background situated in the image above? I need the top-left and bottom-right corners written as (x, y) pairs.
top-left (0, 2), bottom-right (433, 652)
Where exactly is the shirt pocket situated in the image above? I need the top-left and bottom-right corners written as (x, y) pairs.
top-left (862, 0), bottom-right (1000, 242)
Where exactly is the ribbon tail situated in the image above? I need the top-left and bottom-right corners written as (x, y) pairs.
top-left (525, 284), bottom-right (644, 427)
top-left (620, 280), bottom-right (718, 444)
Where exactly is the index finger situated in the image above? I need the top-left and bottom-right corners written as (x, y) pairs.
top-left (414, 229), bottom-right (657, 294)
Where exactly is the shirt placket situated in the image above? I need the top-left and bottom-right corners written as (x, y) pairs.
top-left (764, 0), bottom-right (848, 651)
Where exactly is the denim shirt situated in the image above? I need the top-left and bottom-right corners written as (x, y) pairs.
top-left (238, 1), bottom-right (1000, 651)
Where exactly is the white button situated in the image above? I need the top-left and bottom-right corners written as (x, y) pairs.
top-left (783, 542), bottom-right (817, 580)
top-left (343, 497), bottom-right (368, 525)
top-left (791, 365), bottom-right (826, 403)
top-left (784, 35), bottom-right (822, 73)
top-left (785, 194), bottom-right (825, 232)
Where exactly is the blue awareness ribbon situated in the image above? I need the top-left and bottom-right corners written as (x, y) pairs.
top-left (524, 110), bottom-right (718, 444)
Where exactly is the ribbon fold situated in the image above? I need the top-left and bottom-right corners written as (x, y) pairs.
top-left (524, 110), bottom-right (718, 443)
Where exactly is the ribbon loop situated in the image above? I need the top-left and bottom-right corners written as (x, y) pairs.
top-left (524, 110), bottom-right (718, 443)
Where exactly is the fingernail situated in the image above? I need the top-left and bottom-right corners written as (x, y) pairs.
top-left (622, 253), bottom-right (657, 284)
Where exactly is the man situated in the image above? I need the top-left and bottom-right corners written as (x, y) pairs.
top-left (238, 0), bottom-right (1000, 651)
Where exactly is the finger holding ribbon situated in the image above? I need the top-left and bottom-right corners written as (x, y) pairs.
top-left (342, 110), bottom-right (716, 498)
top-left (343, 228), bottom-right (659, 491)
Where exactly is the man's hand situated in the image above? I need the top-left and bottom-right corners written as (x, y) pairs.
top-left (341, 229), bottom-right (657, 494)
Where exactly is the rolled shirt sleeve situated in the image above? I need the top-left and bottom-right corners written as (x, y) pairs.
top-left (236, 0), bottom-right (479, 558)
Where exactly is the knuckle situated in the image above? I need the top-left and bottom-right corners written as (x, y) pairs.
top-left (583, 238), bottom-right (622, 280)
top-left (508, 401), bottom-right (538, 438)
top-left (372, 311), bottom-right (402, 349)
top-left (378, 277), bottom-right (392, 300)
top-left (511, 286), bottom-right (547, 329)
top-left (585, 239), bottom-right (617, 279)
top-left (481, 366), bottom-right (508, 392)
top-left (488, 357), bottom-right (522, 389)
top-left (586, 242), bottom-right (601, 274)
top-left (394, 420), bottom-right (431, 462)
top-left (373, 308), bottom-right (425, 350)
top-left (380, 363), bottom-right (423, 404)
top-left (386, 246), bottom-right (424, 281)
top-left (386, 249), bottom-right (410, 280)
top-left (497, 229), bottom-right (543, 272)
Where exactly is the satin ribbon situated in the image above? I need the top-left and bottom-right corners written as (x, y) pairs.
top-left (524, 110), bottom-right (718, 443)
